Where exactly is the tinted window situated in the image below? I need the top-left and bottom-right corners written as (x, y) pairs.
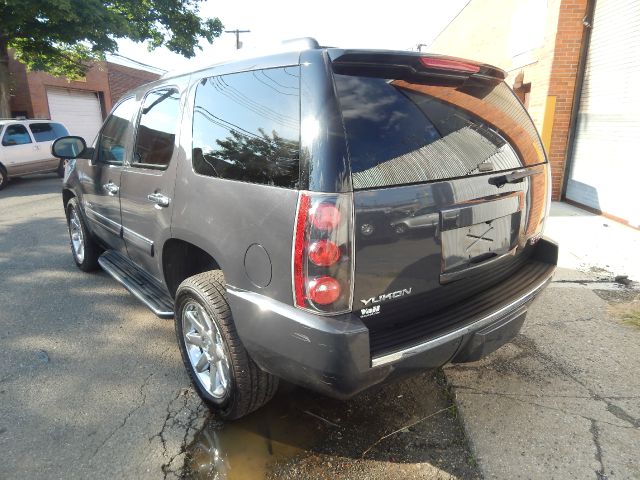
top-left (29, 123), bottom-right (69, 142)
top-left (96, 97), bottom-right (137, 165)
top-left (334, 75), bottom-right (546, 189)
top-left (192, 66), bottom-right (300, 188)
top-left (133, 88), bottom-right (180, 168)
top-left (2, 124), bottom-right (32, 146)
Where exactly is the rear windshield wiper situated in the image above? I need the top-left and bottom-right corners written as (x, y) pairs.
top-left (489, 167), bottom-right (541, 188)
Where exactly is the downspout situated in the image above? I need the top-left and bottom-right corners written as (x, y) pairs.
top-left (561, 0), bottom-right (597, 198)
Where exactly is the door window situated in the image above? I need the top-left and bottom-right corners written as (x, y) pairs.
top-left (96, 97), bottom-right (137, 165)
top-left (29, 123), bottom-right (69, 142)
top-left (2, 125), bottom-right (32, 146)
top-left (132, 88), bottom-right (180, 169)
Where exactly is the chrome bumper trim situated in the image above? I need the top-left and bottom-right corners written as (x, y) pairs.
top-left (370, 273), bottom-right (553, 368)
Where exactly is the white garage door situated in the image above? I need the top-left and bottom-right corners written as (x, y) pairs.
top-left (47, 87), bottom-right (104, 146)
top-left (565, 0), bottom-right (640, 227)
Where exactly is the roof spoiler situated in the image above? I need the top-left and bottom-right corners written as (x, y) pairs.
top-left (327, 49), bottom-right (506, 81)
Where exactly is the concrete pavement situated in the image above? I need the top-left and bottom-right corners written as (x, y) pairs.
top-left (445, 202), bottom-right (640, 479)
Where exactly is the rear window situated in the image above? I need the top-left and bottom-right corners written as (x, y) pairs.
top-left (192, 66), bottom-right (300, 188)
top-left (29, 122), bottom-right (69, 142)
top-left (333, 74), bottom-right (545, 189)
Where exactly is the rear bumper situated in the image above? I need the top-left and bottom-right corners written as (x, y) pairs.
top-left (228, 237), bottom-right (557, 399)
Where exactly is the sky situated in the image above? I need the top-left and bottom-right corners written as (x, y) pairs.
top-left (111, 0), bottom-right (471, 73)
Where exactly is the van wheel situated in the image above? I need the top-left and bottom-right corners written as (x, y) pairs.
top-left (57, 160), bottom-right (66, 178)
top-left (0, 164), bottom-right (7, 191)
top-left (175, 271), bottom-right (278, 420)
top-left (66, 198), bottom-right (100, 271)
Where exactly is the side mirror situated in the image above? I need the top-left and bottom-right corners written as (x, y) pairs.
top-left (51, 136), bottom-right (87, 159)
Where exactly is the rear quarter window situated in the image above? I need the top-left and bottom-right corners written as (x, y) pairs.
top-left (191, 66), bottom-right (300, 188)
top-left (333, 74), bottom-right (545, 189)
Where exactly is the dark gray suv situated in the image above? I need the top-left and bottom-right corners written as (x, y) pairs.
top-left (53, 39), bottom-right (557, 420)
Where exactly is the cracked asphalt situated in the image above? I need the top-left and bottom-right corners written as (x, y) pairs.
top-left (2, 177), bottom-right (638, 479)
top-left (0, 176), bottom-right (209, 479)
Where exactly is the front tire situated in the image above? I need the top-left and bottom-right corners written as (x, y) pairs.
top-left (175, 271), bottom-right (278, 420)
top-left (66, 198), bottom-right (100, 271)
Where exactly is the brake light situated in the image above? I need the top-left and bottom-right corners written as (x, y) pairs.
top-left (308, 276), bottom-right (341, 305)
top-left (293, 192), bottom-right (353, 314)
top-left (308, 240), bottom-right (341, 266)
top-left (310, 202), bottom-right (341, 230)
top-left (420, 56), bottom-right (480, 74)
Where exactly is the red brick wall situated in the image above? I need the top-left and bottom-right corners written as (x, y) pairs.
top-left (7, 55), bottom-right (32, 117)
top-left (9, 57), bottom-right (160, 120)
top-left (547, 0), bottom-right (590, 198)
top-left (106, 62), bottom-right (160, 105)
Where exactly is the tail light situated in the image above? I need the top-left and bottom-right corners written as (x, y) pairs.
top-left (293, 192), bottom-right (353, 314)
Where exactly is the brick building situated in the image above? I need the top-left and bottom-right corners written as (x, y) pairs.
top-left (8, 56), bottom-right (160, 143)
top-left (430, 0), bottom-right (639, 227)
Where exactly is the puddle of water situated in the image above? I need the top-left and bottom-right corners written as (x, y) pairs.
top-left (184, 373), bottom-right (481, 480)
top-left (185, 385), bottom-right (330, 479)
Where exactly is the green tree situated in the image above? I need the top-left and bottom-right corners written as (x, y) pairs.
top-left (0, 0), bottom-right (223, 117)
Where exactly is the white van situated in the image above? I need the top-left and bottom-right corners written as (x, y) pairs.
top-left (0, 119), bottom-right (70, 190)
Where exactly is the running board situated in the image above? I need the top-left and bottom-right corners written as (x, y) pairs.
top-left (98, 250), bottom-right (174, 318)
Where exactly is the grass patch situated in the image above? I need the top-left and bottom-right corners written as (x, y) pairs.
top-left (621, 309), bottom-right (640, 329)
top-left (609, 296), bottom-right (640, 330)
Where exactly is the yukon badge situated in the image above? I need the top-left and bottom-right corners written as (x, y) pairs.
top-left (361, 288), bottom-right (412, 306)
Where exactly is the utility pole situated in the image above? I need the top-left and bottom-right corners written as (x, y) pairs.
top-left (225, 29), bottom-right (251, 49)
top-left (416, 43), bottom-right (428, 52)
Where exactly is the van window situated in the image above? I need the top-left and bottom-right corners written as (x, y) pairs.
top-left (29, 123), bottom-right (69, 142)
top-left (133, 88), bottom-right (180, 169)
top-left (96, 97), bottom-right (137, 165)
top-left (333, 75), bottom-right (546, 189)
top-left (192, 66), bottom-right (300, 188)
top-left (2, 124), bottom-right (32, 146)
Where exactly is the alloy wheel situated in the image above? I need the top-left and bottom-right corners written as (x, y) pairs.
top-left (182, 301), bottom-right (231, 399)
top-left (69, 208), bottom-right (85, 263)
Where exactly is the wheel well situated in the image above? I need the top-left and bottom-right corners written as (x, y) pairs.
top-left (62, 189), bottom-right (75, 211)
top-left (163, 239), bottom-right (220, 298)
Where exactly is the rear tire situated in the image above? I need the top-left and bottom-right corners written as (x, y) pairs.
top-left (0, 164), bottom-right (7, 191)
top-left (175, 270), bottom-right (278, 420)
top-left (66, 198), bottom-right (100, 271)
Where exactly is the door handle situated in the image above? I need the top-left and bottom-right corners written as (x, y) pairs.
top-left (103, 182), bottom-right (119, 196)
top-left (147, 192), bottom-right (170, 208)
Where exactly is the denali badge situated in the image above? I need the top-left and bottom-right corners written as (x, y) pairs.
top-left (360, 305), bottom-right (381, 318)
top-left (361, 288), bottom-right (412, 306)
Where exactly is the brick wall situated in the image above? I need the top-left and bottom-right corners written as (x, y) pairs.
top-left (23, 62), bottom-right (112, 119)
top-left (106, 62), bottom-right (160, 105)
top-left (7, 54), bottom-right (32, 117)
top-left (545, 0), bottom-right (589, 198)
top-left (9, 57), bottom-right (160, 120)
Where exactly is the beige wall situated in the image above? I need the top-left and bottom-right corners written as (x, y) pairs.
top-left (429, 0), bottom-right (562, 133)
